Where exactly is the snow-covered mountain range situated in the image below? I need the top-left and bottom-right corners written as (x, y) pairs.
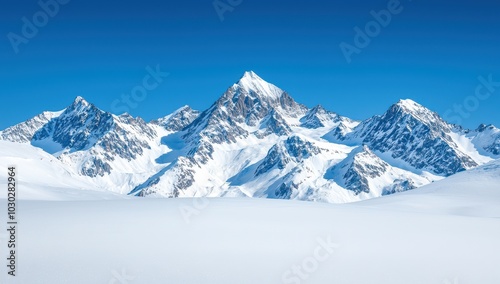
top-left (1, 71), bottom-right (499, 203)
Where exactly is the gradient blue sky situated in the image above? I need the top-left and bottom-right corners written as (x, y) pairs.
top-left (1, 0), bottom-right (499, 129)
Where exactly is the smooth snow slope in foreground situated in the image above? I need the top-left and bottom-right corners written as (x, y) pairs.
top-left (359, 159), bottom-right (500, 217)
top-left (0, 161), bottom-right (499, 283)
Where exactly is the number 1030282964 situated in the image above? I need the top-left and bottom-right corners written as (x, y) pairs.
top-left (7, 167), bottom-right (16, 221)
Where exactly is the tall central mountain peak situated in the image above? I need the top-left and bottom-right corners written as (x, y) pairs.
top-left (234, 70), bottom-right (284, 100)
top-left (183, 71), bottom-right (308, 146)
top-left (225, 71), bottom-right (307, 115)
top-left (394, 98), bottom-right (423, 112)
top-left (72, 95), bottom-right (89, 106)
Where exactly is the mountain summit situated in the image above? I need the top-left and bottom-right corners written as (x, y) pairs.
top-left (30, 96), bottom-right (157, 178)
top-left (182, 71), bottom-right (307, 145)
top-left (235, 71), bottom-right (284, 100)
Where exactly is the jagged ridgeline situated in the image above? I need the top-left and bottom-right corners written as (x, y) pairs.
top-left (1, 71), bottom-right (499, 203)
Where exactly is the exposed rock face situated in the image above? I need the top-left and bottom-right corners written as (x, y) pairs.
top-left (335, 99), bottom-right (478, 176)
top-left (300, 105), bottom-right (340, 129)
top-left (470, 124), bottom-right (500, 156)
top-left (152, 106), bottom-right (200, 132)
top-left (382, 179), bottom-right (417, 196)
top-left (151, 71), bottom-right (310, 192)
top-left (29, 97), bottom-right (157, 177)
top-left (333, 146), bottom-right (389, 195)
top-left (0, 111), bottom-right (62, 143)
top-left (255, 135), bottom-right (321, 176)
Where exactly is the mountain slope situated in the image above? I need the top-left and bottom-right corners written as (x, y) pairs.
top-left (0, 72), bottom-right (498, 203)
top-left (0, 110), bottom-right (63, 143)
top-left (359, 158), bottom-right (500, 217)
top-left (325, 145), bottom-right (431, 196)
top-left (300, 105), bottom-right (345, 129)
top-left (134, 71), bottom-right (313, 196)
top-left (469, 124), bottom-right (500, 157)
top-left (133, 92), bottom-right (444, 202)
top-left (330, 99), bottom-right (480, 176)
top-left (152, 105), bottom-right (200, 132)
top-left (0, 140), bottom-right (105, 200)
top-left (30, 97), bottom-right (160, 180)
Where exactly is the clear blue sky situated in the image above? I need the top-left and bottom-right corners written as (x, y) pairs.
top-left (1, 0), bottom-right (499, 129)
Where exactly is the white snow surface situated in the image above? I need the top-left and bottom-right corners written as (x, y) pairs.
top-left (235, 70), bottom-right (285, 100)
top-left (0, 157), bottom-right (499, 283)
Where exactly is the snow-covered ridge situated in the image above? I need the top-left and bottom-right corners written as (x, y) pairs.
top-left (152, 105), bottom-right (200, 131)
top-left (0, 71), bottom-right (498, 203)
top-left (331, 98), bottom-right (481, 176)
top-left (0, 110), bottom-right (64, 143)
